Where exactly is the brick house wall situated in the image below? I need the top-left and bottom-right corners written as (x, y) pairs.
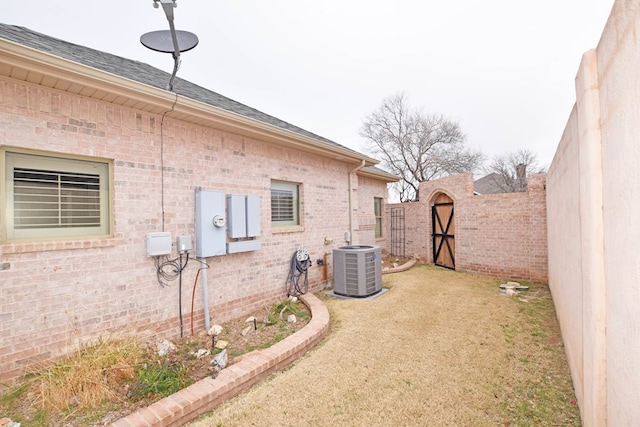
top-left (384, 173), bottom-right (548, 282)
top-left (0, 75), bottom-right (390, 383)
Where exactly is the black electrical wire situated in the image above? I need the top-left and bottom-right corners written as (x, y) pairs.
top-left (286, 251), bottom-right (310, 297)
top-left (155, 253), bottom-right (189, 287)
top-left (155, 253), bottom-right (190, 337)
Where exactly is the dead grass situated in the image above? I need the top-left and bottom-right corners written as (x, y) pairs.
top-left (189, 264), bottom-right (580, 426)
top-left (0, 299), bottom-right (310, 426)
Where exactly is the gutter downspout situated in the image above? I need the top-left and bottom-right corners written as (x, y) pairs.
top-left (348, 160), bottom-right (366, 245)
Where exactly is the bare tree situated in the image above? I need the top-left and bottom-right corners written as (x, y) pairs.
top-left (360, 93), bottom-right (483, 201)
top-left (481, 149), bottom-right (547, 193)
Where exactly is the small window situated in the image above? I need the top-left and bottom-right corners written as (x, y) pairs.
top-left (374, 197), bottom-right (383, 238)
top-left (271, 181), bottom-right (299, 226)
top-left (2, 149), bottom-right (112, 241)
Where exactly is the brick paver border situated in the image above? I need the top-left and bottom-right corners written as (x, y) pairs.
top-left (382, 259), bottom-right (417, 274)
top-left (110, 293), bottom-right (329, 427)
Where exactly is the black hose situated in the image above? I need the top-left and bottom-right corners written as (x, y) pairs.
top-left (286, 251), bottom-right (310, 297)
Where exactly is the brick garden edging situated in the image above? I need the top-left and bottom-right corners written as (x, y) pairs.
top-left (110, 293), bottom-right (329, 427)
top-left (382, 259), bottom-right (418, 274)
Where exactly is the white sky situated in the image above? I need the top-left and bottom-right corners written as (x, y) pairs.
top-left (3, 1), bottom-right (615, 169)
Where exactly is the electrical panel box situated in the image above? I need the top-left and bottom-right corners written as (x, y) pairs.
top-left (226, 195), bottom-right (247, 238)
top-left (147, 232), bottom-right (172, 257)
top-left (195, 189), bottom-right (226, 257)
top-left (227, 194), bottom-right (261, 238)
top-left (246, 195), bottom-right (261, 237)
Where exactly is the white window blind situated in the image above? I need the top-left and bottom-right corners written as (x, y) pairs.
top-left (271, 181), bottom-right (299, 226)
top-left (13, 168), bottom-right (101, 229)
top-left (3, 150), bottom-right (111, 241)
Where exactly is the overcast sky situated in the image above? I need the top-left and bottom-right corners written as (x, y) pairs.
top-left (3, 1), bottom-right (615, 170)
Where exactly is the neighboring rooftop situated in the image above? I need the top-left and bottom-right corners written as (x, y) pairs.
top-left (473, 172), bottom-right (527, 195)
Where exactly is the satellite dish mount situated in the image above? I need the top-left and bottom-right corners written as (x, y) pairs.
top-left (141, 0), bottom-right (199, 91)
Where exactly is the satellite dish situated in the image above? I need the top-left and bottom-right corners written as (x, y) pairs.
top-left (140, 30), bottom-right (199, 53)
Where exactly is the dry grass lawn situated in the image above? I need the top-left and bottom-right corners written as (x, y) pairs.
top-left (189, 264), bottom-right (580, 426)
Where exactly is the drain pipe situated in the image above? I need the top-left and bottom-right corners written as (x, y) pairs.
top-left (348, 160), bottom-right (366, 245)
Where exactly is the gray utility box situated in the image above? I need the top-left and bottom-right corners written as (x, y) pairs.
top-left (333, 245), bottom-right (382, 297)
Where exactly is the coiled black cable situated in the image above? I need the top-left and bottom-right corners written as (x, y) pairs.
top-left (286, 250), bottom-right (310, 297)
top-left (155, 253), bottom-right (189, 287)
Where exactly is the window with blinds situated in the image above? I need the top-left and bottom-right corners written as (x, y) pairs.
top-left (374, 197), bottom-right (383, 238)
top-left (13, 168), bottom-right (101, 229)
top-left (3, 150), bottom-right (111, 241)
top-left (271, 181), bottom-right (299, 226)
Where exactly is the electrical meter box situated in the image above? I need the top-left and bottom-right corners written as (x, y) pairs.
top-left (195, 189), bottom-right (226, 257)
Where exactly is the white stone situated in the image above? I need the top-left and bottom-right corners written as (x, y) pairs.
top-left (211, 349), bottom-right (228, 369)
top-left (156, 339), bottom-right (176, 356)
top-left (287, 314), bottom-right (297, 323)
top-left (207, 324), bottom-right (223, 336)
top-left (193, 349), bottom-right (210, 359)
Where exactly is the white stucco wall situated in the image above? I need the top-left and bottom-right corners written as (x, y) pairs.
top-left (598, 2), bottom-right (640, 425)
top-left (546, 1), bottom-right (640, 425)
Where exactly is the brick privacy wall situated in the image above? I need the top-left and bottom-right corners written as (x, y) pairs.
top-left (384, 173), bottom-right (548, 282)
top-left (0, 77), bottom-right (387, 383)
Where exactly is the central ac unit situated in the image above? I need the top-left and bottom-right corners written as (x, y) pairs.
top-left (333, 245), bottom-right (382, 297)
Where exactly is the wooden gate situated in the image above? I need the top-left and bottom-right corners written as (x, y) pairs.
top-left (432, 193), bottom-right (455, 269)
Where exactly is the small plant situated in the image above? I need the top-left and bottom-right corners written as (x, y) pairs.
top-left (273, 299), bottom-right (302, 320)
top-left (127, 360), bottom-right (191, 400)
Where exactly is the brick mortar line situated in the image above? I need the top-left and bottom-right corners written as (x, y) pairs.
top-left (110, 293), bottom-right (329, 427)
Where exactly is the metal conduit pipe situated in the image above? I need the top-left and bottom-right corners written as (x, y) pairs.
top-left (198, 258), bottom-right (211, 331)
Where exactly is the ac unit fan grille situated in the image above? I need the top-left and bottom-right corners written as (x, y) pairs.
top-left (365, 253), bottom-right (377, 293)
top-left (344, 253), bottom-right (360, 295)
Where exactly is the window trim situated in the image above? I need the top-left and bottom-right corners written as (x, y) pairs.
top-left (374, 196), bottom-right (383, 238)
top-left (270, 180), bottom-right (300, 227)
top-left (2, 147), bottom-right (113, 242)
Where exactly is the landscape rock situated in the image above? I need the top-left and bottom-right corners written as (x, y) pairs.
top-left (215, 339), bottom-right (228, 350)
top-left (287, 314), bottom-right (297, 323)
top-left (207, 324), bottom-right (223, 336)
top-left (241, 325), bottom-right (252, 336)
top-left (0, 418), bottom-right (20, 427)
top-left (211, 349), bottom-right (228, 369)
top-left (193, 349), bottom-right (210, 359)
top-left (157, 339), bottom-right (176, 356)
